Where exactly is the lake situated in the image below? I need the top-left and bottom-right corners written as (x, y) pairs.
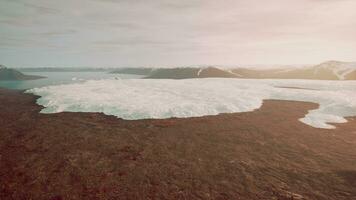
top-left (0, 72), bottom-right (143, 90)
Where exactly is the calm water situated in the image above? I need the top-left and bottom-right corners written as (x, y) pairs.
top-left (0, 72), bottom-right (143, 90)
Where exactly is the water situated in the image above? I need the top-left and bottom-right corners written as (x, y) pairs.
top-left (0, 71), bottom-right (143, 90)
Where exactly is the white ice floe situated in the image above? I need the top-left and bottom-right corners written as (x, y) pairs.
top-left (26, 79), bottom-right (356, 129)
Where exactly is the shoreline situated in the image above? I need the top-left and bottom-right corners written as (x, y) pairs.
top-left (1, 88), bottom-right (356, 199)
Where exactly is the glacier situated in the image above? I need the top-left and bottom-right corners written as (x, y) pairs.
top-left (26, 78), bottom-right (356, 129)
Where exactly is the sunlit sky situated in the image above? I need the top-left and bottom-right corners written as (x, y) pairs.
top-left (0, 0), bottom-right (355, 68)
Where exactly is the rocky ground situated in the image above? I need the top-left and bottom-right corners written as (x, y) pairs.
top-left (1, 88), bottom-right (356, 200)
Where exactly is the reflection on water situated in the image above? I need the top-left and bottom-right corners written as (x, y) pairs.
top-left (0, 72), bottom-right (143, 90)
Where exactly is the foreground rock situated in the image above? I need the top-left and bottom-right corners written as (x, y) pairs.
top-left (1, 89), bottom-right (356, 200)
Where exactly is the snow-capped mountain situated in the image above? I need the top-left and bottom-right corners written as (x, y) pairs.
top-left (110, 61), bottom-right (356, 80)
top-left (231, 61), bottom-right (356, 80)
top-left (312, 61), bottom-right (356, 80)
top-left (112, 67), bottom-right (240, 79)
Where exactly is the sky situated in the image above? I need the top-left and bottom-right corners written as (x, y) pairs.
top-left (0, 0), bottom-right (356, 68)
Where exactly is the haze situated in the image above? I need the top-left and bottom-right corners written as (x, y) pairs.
top-left (0, 0), bottom-right (355, 67)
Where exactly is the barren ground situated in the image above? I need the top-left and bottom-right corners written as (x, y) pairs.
top-left (1, 88), bottom-right (356, 200)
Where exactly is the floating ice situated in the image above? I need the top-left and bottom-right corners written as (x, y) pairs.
top-left (27, 79), bottom-right (356, 129)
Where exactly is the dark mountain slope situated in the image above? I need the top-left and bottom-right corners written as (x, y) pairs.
top-left (0, 65), bottom-right (45, 81)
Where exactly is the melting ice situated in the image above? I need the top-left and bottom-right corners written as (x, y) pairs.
top-left (27, 79), bottom-right (356, 129)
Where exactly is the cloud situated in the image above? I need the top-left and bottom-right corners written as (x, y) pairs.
top-left (94, 37), bottom-right (170, 46)
top-left (38, 30), bottom-right (77, 37)
top-left (22, 2), bottom-right (60, 14)
top-left (0, 0), bottom-right (355, 67)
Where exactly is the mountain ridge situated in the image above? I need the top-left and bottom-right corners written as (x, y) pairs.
top-left (110, 61), bottom-right (356, 80)
top-left (0, 65), bottom-right (45, 81)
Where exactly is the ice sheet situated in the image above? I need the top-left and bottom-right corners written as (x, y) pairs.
top-left (27, 79), bottom-right (356, 129)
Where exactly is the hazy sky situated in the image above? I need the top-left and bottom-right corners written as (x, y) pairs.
top-left (0, 0), bottom-right (355, 67)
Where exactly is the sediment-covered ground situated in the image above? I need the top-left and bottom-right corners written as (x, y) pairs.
top-left (1, 88), bottom-right (356, 200)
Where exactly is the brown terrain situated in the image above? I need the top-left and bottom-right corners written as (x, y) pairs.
top-left (231, 61), bottom-right (356, 80)
top-left (110, 61), bottom-right (356, 80)
top-left (1, 88), bottom-right (356, 200)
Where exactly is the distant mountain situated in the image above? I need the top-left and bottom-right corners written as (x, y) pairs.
top-left (110, 68), bottom-right (154, 75)
top-left (0, 65), bottom-right (45, 81)
top-left (18, 67), bottom-right (112, 72)
top-left (109, 61), bottom-right (356, 80)
top-left (110, 67), bottom-right (239, 79)
top-left (145, 67), bottom-right (239, 79)
top-left (313, 61), bottom-right (356, 80)
top-left (231, 61), bottom-right (356, 80)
